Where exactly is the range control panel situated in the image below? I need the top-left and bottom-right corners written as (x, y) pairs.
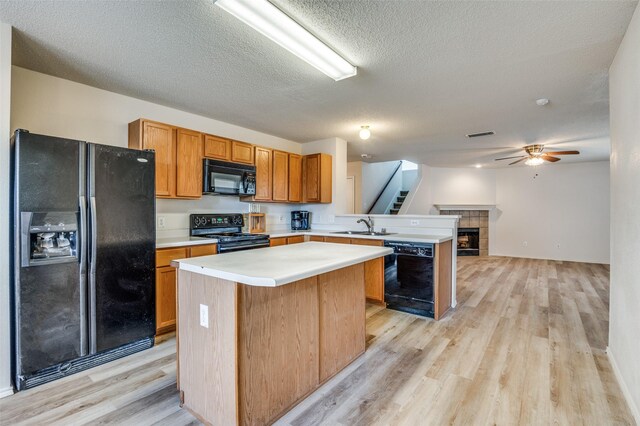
top-left (190, 214), bottom-right (244, 229)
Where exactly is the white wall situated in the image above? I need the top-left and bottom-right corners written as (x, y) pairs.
top-left (361, 161), bottom-right (401, 212)
top-left (608, 3), bottom-right (640, 422)
top-left (346, 161), bottom-right (363, 214)
top-left (403, 162), bottom-right (610, 263)
top-left (0, 23), bottom-right (13, 398)
top-left (429, 167), bottom-right (497, 207)
top-left (10, 67), bottom-right (305, 235)
top-left (492, 161), bottom-right (609, 264)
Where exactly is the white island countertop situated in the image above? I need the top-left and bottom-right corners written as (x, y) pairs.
top-left (171, 241), bottom-right (392, 287)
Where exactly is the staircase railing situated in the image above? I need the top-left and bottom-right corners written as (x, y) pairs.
top-left (367, 161), bottom-right (403, 214)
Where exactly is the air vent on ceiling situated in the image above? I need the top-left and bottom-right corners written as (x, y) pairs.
top-left (466, 131), bottom-right (495, 138)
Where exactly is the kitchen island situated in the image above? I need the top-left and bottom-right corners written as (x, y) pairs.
top-left (171, 242), bottom-right (392, 426)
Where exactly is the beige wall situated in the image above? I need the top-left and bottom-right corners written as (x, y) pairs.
top-left (609, 2), bottom-right (640, 422)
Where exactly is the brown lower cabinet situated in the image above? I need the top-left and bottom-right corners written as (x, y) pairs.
top-left (155, 244), bottom-right (218, 337)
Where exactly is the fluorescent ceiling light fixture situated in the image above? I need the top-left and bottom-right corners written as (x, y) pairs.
top-left (215, 0), bottom-right (357, 81)
top-left (525, 157), bottom-right (544, 166)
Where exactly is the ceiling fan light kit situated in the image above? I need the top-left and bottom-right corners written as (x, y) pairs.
top-left (494, 144), bottom-right (580, 166)
top-left (215, 0), bottom-right (357, 81)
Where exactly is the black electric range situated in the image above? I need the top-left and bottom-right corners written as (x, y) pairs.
top-left (190, 214), bottom-right (270, 253)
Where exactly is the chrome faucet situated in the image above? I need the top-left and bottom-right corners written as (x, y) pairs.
top-left (357, 216), bottom-right (374, 233)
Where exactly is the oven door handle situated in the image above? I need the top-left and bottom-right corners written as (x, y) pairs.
top-left (218, 241), bottom-right (270, 253)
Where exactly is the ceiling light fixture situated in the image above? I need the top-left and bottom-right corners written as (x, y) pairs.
top-left (359, 126), bottom-right (371, 140)
top-left (215, 0), bottom-right (357, 81)
top-left (525, 157), bottom-right (544, 166)
top-left (475, 164), bottom-right (482, 168)
top-left (536, 98), bottom-right (550, 106)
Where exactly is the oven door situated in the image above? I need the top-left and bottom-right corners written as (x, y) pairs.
top-left (384, 250), bottom-right (435, 317)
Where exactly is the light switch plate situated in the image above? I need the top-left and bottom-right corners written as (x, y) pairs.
top-left (199, 304), bottom-right (209, 328)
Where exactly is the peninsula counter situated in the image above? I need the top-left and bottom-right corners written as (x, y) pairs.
top-left (171, 242), bottom-right (392, 426)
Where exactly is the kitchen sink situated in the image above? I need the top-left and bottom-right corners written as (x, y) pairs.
top-left (332, 231), bottom-right (396, 236)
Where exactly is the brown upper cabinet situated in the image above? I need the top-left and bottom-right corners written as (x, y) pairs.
top-left (129, 120), bottom-right (175, 197)
top-left (203, 134), bottom-right (231, 161)
top-left (254, 146), bottom-right (273, 201)
top-left (129, 119), bottom-right (202, 199)
top-left (272, 150), bottom-right (289, 202)
top-left (288, 154), bottom-right (303, 203)
top-left (176, 129), bottom-right (203, 198)
top-left (303, 153), bottom-right (332, 203)
top-left (231, 141), bottom-right (254, 164)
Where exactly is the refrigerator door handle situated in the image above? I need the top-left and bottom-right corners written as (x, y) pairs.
top-left (88, 195), bottom-right (97, 353)
top-left (79, 196), bottom-right (88, 356)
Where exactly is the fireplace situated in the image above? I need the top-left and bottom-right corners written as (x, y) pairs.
top-left (457, 228), bottom-right (479, 256)
top-left (438, 209), bottom-right (489, 256)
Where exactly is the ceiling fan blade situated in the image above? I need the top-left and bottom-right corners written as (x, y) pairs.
top-left (495, 155), bottom-right (526, 161)
top-left (509, 157), bottom-right (528, 165)
top-left (544, 150), bottom-right (580, 156)
top-left (543, 156), bottom-right (561, 162)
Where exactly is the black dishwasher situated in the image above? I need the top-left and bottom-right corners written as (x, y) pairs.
top-left (384, 241), bottom-right (435, 318)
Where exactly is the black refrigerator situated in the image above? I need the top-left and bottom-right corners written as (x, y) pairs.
top-left (11, 129), bottom-right (156, 391)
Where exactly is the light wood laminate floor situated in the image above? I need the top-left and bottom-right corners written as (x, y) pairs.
top-left (0, 257), bottom-right (634, 425)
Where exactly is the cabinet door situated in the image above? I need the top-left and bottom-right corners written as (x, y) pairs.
top-left (288, 154), bottom-right (302, 202)
top-left (351, 239), bottom-right (385, 304)
top-left (231, 141), bottom-right (254, 164)
top-left (270, 237), bottom-right (287, 247)
top-left (308, 235), bottom-right (325, 242)
top-left (142, 121), bottom-right (175, 197)
top-left (156, 266), bottom-right (177, 334)
top-left (176, 129), bottom-right (203, 198)
top-left (254, 147), bottom-right (273, 201)
top-left (303, 154), bottom-right (320, 202)
top-left (324, 236), bottom-right (350, 244)
top-left (189, 244), bottom-right (218, 257)
top-left (287, 236), bottom-right (305, 245)
top-left (272, 150), bottom-right (289, 201)
top-left (204, 135), bottom-right (231, 161)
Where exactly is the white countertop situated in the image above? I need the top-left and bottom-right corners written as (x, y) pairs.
top-left (156, 236), bottom-right (218, 249)
top-left (171, 242), bottom-right (392, 287)
top-left (157, 230), bottom-right (452, 249)
top-left (265, 231), bottom-right (453, 244)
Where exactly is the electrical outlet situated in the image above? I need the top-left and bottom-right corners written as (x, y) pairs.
top-left (199, 304), bottom-right (209, 328)
top-left (410, 220), bottom-right (420, 226)
top-left (157, 216), bottom-right (166, 229)
top-left (279, 215), bottom-right (284, 223)
top-left (523, 241), bottom-right (528, 247)
top-left (329, 215), bottom-right (335, 224)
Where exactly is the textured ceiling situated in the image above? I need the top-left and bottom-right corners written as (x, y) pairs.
top-left (0, 0), bottom-right (637, 167)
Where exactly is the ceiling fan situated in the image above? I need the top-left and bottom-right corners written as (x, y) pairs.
top-left (495, 144), bottom-right (580, 166)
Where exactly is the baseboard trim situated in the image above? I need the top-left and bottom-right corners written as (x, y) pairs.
top-left (0, 386), bottom-right (14, 399)
top-left (607, 346), bottom-right (640, 423)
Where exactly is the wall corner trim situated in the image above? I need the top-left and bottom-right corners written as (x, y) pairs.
top-left (0, 386), bottom-right (14, 399)
top-left (607, 346), bottom-right (640, 423)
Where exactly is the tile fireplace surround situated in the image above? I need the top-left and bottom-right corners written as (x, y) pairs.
top-left (440, 210), bottom-right (489, 256)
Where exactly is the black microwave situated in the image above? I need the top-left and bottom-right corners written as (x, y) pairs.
top-left (203, 159), bottom-right (256, 196)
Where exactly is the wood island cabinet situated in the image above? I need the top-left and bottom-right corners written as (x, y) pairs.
top-left (155, 244), bottom-right (217, 338)
top-left (303, 153), bottom-right (332, 203)
top-left (203, 134), bottom-right (231, 161)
